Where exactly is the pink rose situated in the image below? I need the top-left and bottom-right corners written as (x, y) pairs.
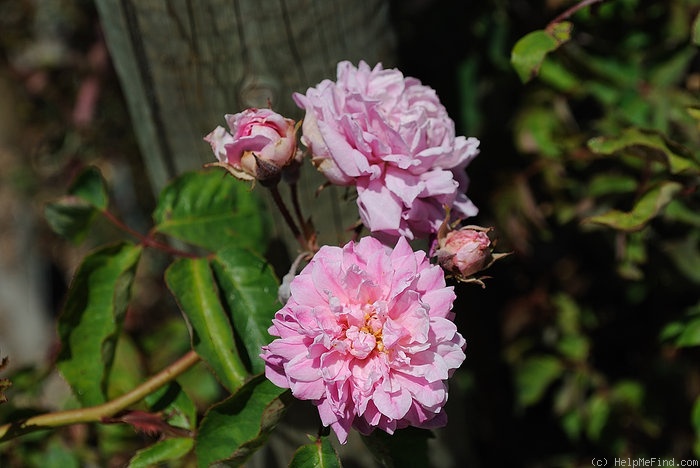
top-left (260, 236), bottom-right (466, 443)
top-left (204, 108), bottom-right (298, 182)
top-left (436, 228), bottom-right (492, 278)
top-left (294, 61), bottom-right (479, 241)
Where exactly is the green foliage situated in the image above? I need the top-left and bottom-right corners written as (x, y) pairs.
top-left (211, 247), bottom-right (280, 374)
top-left (195, 375), bottom-right (290, 467)
top-left (515, 355), bottom-right (563, 408)
top-left (166, 257), bottom-right (248, 393)
top-left (153, 170), bottom-right (269, 254)
top-left (584, 181), bottom-right (682, 232)
top-left (128, 437), bottom-right (194, 468)
top-left (496, 0), bottom-right (700, 462)
top-left (511, 22), bottom-right (572, 83)
top-left (289, 436), bottom-right (341, 468)
top-left (56, 242), bottom-right (142, 406)
top-left (44, 167), bottom-right (109, 243)
top-left (7, 0), bottom-right (700, 465)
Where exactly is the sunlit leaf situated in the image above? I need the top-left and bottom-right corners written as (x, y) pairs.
top-left (587, 128), bottom-right (700, 175)
top-left (289, 437), bottom-right (341, 468)
top-left (165, 258), bottom-right (248, 393)
top-left (511, 22), bottom-right (572, 83)
top-left (515, 355), bottom-right (564, 408)
top-left (153, 170), bottom-right (268, 253)
top-left (584, 182), bottom-right (682, 232)
top-left (57, 242), bottom-right (142, 406)
top-left (195, 375), bottom-right (290, 467)
top-left (128, 437), bottom-right (193, 468)
top-left (211, 247), bottom-right (279, 374)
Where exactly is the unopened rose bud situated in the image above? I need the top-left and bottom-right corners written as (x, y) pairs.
top-left (436, 228), bottom-right (493, 278)
top-left (204, 108), bottom-right (299, 184)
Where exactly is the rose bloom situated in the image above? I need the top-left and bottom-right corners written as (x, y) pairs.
top-left (260, 236), bottom-right (466, 443)
top-left (204, 108), bottom-right (298, 182)
top-left (294, 61), bottom-right (480, 241)
top-left (436, 228), bottom-right (492, 278)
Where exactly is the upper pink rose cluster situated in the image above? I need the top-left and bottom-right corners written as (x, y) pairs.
top-left (260, 236), bottom-right (466, 443)
top-left (294, 61), bottom-right (480, 241)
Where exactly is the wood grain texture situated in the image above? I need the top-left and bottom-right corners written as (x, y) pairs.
top-left (96, 0), bottom-right (396, 250)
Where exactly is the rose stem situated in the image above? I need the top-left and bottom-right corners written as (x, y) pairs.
top-left (101, 209), bottom-right (198, 258)
top-left (288, 183), bottom-right (306, 233)
top-left (0, 350), bottom-right (200, 441)
top-left (267, 184), bottom-right (306, 248)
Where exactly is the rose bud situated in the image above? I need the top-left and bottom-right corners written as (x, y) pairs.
top-left (436, 227), bottom-right (493, 277)
top-left (204, 108), bottom-right (299, 185)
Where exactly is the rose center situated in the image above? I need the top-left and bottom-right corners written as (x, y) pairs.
top-left (345, 309), bottom-right (384, 359)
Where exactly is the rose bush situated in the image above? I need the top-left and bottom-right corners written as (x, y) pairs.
top-left (204, 108), bottom-right (298, 182)
top-left (294, 61), bottom-right (480, 242)
top-left (261, 236), bottom-right (466, 443)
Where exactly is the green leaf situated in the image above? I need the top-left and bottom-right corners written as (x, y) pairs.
top-left (692, 11), bottom-right (700, 46)
top-left (511, 22), bottom-right (572, 83)
top-left (557, 335), bottom-right (589, 362)
top-left (289, 437), bottom-right (341, 468)
top-left (586, 393), bottom-right (610, 441)
top-left (153, 170), bottom-right (268, 253)
top-left (677, 317), bottom-right (700, 347)
top-left (145, 381), bottom-right (197, 431)
top-left (692, 395), bottom-right (700, 432)
top-left (587, 128), bottom-right (700, 175)
top-left (211, 247), bottom-right (279, 374)
top-left (195, 375), bottom-right (290, 467)
top-left (45, 198), bottom-right (100, 244)
top-left (69, 166), bottom-right (109, 210)
top-left (611, 380), bottom-right (644, 409)
top-left (57, 242), bottom-right (142, 406)
top-left (107, 334), bottom-right (144, 400)
top-left (587, 173), bottom-right (639, 197)
top-left (584, 181), bottom-right (682, 232)
top-left (515, 355), bottom-right (564, 408)
top-left (128, 437), bottom-right (194, 468)
top-left (165, 257), bottom-right (248, 393)
top-left (44, 166), bottom-right (109, 243)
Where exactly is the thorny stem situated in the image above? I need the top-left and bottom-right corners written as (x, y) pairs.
top-left (547, 0), bottom-right (605, 30)
top-left (101, 210), bottom-right (198, 258)
top-left (0, 350), bottom-right (200, 442)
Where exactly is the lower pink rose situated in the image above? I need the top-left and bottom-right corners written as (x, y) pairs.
top-left (260, 236), bottom-right (466, 443)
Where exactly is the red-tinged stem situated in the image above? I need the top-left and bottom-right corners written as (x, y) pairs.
top-left (100, 210), bottom-right (198, 258)
top-left (289, 183), bottom-right (306, 233)
top-left (267, 184), bottom-right (306, 248)
top-left (547, 0), bottom-right (606, 30)
top-left (0, 350), bottom-right (200, 441)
